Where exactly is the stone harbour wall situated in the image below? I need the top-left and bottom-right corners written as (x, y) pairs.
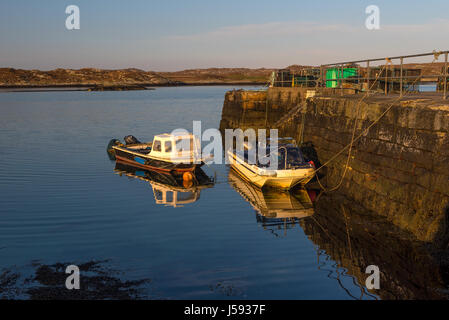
top-left (220, 87), bottom-right (449, 247)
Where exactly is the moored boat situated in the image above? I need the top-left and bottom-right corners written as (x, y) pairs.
top-left (227, 138), bottom-right (315, 190)
top-left (110, 132), bottom-right (207, 173)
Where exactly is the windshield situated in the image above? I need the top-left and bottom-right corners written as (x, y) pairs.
top-left (256, 146), bottom-right (306, 169)
top-left (273, 147), bottom-right (305, 169)
top-left (285, 147), bottom-right (304, 164)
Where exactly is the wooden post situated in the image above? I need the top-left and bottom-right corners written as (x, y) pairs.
top-left (400, 57), bottom-right (403, 97)
top-left (366, 61), bottom-right (370, 92)
top-left (317, 66), bottom-right (324, 87)
top-left (340, 65), bottom-right (344, 96)
top-left (444, 52), bottom-right (448, 100)
top-left (358, 65), bottom-right (360, 91)
top-left (322, 65), bottom-right (326, 89)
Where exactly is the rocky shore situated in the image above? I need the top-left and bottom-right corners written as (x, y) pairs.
top-left (0, 67), bottom-right (274, 90)
top-left (0, 68), bottom-right (177, 90)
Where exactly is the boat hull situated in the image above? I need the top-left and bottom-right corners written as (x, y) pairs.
top-left (114, 147), bottom-right (200, 173)
top-left (228, 151), bottom-right (315, 190)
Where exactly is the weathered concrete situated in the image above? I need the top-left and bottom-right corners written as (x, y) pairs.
top-left (220, 88), bottom-right (449, 247)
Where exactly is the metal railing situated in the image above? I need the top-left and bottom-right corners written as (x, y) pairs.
top-left (271, 50), bottom-right (449, 100)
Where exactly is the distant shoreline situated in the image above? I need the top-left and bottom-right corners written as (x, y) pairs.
top-left (0, 67), bottom-right (273, 92)
top-left (0, 82), bottom-right (266, 92)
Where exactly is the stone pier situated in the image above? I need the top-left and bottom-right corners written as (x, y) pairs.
top-left (220, 87), bottom-right (449, 248)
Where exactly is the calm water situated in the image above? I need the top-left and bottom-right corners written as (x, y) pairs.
top-left (0, 86), bottom-right (406, 299)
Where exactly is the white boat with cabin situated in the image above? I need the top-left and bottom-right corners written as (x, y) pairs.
top-left (111, 132), bottom-right (207, 174)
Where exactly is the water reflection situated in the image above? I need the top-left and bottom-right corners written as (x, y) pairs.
top-left (228, 169), bottom-right (316, 236)
top-left (113, 162), bottom-right (214, 207)
top-left (301, 193), bottom-right (449, 300)
top-left (228, 168), bottom-right (449, 299)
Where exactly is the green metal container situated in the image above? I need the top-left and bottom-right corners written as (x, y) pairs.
top-left (326, 68), bottom-right (357, 88)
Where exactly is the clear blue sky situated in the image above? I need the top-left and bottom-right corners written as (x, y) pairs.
top-left (0, 0), bottom-right (448, 71)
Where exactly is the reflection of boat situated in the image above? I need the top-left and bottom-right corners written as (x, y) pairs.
top-left (227, 138), bottom-right (315, 190)
top-left (114, 162), bottom-right (214, 207)
top-left (228, 168), bottom-right (314, 220)
top-left (111, 133), bottom-right (208, 173)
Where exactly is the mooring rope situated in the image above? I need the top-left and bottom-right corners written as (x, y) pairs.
top-left (313, 55), bottom-right (441, 192)
top-left (313, 63), bottom-right (387, 192)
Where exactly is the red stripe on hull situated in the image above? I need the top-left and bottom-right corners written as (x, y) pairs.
top-left (115, 155), bottom-right (196, 173)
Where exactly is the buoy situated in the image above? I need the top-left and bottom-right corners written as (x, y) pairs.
top-left (183, 172), bottom-right (193, 181)
top-left (183, 179), bottom-right (193, 188)
top-left (182, 172), bottom-right (194, 188)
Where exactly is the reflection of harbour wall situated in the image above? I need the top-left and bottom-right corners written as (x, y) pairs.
top-left (300, 194), bottom-right (447, 300)
top-left (220, 88), bottom-right (449, 247)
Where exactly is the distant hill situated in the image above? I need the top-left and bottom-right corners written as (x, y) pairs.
top-left (158, 68), bottom-right (275, 85)
top-left (0, 68), bottom-right (176, 88)
top-left (0, 67), bottom-right (274, 88)
top-left (1, 62), bottom-right (444, 88)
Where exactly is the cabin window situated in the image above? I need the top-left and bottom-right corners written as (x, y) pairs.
top-left (153, 140), bottom-right (161, 152)
top-left (166, 191), bottom-right (174, 203)
top-left (164, 141), bottom-right (172, 153)
top-left (154, 189), bottom-right (163, 201)
top-left (175, 138), bottom-right (193, 153)
top-left (177, 192), bottom-right (196, 201)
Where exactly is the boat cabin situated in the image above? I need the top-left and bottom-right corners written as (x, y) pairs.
top-left (152, 184), bottom-right (201, 207)
top-left (150, 133), bottom-right (201, 161)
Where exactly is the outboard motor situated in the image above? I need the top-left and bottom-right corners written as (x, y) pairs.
top-left (106, 138), bottom-right (123, 160)
top-left (124, 135), bottom-right (141, 145)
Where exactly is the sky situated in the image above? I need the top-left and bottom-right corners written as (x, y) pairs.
top-left (0, 0), bottom-right (448, 71)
